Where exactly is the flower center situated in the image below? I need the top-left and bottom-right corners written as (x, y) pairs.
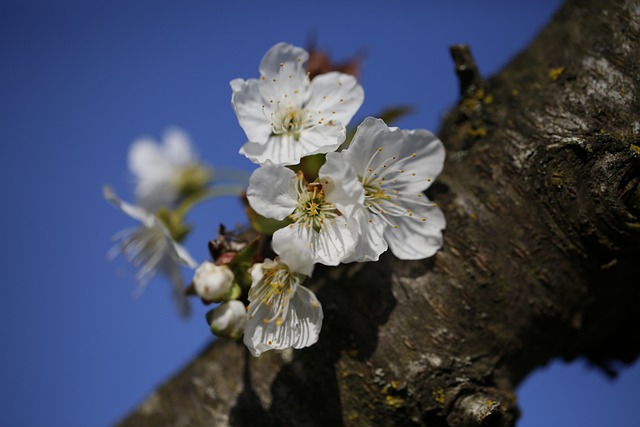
top-left (248, 261), bottom-right (302, 326)
top-left (271, 108), bottom-right (313, 140)
top-left (290, 175), bottom-right (338, 232)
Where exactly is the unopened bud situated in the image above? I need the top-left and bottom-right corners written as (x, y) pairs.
top-left (193, 262), bottom-right (234, 301)
top-left (207, 300), bottom-right (247, 340)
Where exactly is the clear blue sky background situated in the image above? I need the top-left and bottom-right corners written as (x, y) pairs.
top-left (1, 1), bottom-right (638, 426)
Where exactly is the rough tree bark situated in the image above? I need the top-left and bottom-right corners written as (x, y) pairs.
top-left (119, 0), bottom-right (640, 425)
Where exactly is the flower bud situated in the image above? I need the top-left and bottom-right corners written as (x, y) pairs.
top-left (193, 262), bottom-right (234, 301)
top-left (207, 300), bottom-right (247, 340)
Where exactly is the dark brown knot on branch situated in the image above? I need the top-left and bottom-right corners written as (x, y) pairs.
top-left (449, 44), bottom-right (485, 98)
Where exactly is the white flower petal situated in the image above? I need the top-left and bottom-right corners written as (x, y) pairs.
top-left (273, 238), bottom-right (315, 277)
top-left (343, 209), bottom-right (388, 263)
top-left (240, 123), bottom-right (345, 166)
top-left (128, 137), bottom-right (169, 181)
top-left (258, 66), bottom-right (309, 106)
top-left (231, 78), bottom-right (273, 143)
top-left (320, 152), bottom-right (364, 218)
top-left (296, 121), bottom-right (346, 156)
top-left (244, 285), bottom-right (322, 357)
top-left (163, 127), bottom-right (196, 167)
top-left (384, 204), bottom-right (446, 260)
top-left (128, 137), bottom-right (176, 209)
top-left (385, 128), bottom-right (445, 193)
top-left (341, 117), bottom-right (403, 176)
top-left (273, 218), bottom-right (355, 266)
top-left (306, 72), bottom-right (364, 127)
top-left (103, 186), bottom-right (157, 228)
top-left (172, 241), bottom-right (198, 269)
top-left (259, 42), bottom-right (309, 79)
top-left (239, 135), bottom-right (299, 166)
top-left (246, 163), bottom-right (297, 220)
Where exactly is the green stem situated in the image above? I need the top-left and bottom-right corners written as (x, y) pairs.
top-left (175, 184), bottom-right (246, 220)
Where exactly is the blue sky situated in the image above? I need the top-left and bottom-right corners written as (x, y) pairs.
top-left (1, 1), bottom-right (637, 426)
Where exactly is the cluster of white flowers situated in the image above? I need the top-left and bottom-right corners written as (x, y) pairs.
top-left (105, 42), bottom-right (445, 357)
top-left (227, 43), bottom-right (445, 356)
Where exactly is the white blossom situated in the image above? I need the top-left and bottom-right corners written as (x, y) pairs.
top-left (208, 300), bottom-right (248, 340)
top-left (246, 160), bottom-right (363, 266)
top-left (325, 117), bottom-right (446, 261)
top-left (231, 42), bottom-right (364, 166)
top-left (128, 127), bottom-right (208, 211)
top-left (104, 186), bottom-right (197, 316)
top-left (243, 245), bottom-right (322, 356)
top-left (192, 262), bottom-right (235, 301)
